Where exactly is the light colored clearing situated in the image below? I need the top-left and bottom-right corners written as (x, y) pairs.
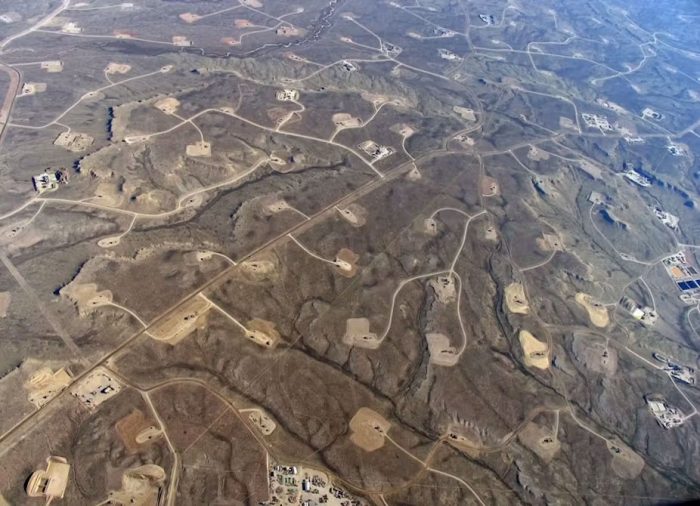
top-left (406, 167), bottom-right (422, 181)
top-left (54, 131), bottom-right (94, 152)
top-left (264, 199), bottom-right (291, 215)
top-left (172, 35), bottom-right (192, 46)
top-left (26, 456), bottom-right (70, 501)
top-left (179, 12), bottom-right (201, 23)
top-left (106, 465), bottom-right (165, 506)
top-left (391, 123), bottom-right (416, 137)
top-left (239, 258), bottom-right (277, 281)
top-left (429, 276), bottom-right (456, 303)
top-left (426, 333), bottom-right (459, 366)
top-left (360, 92), bottom-right (392, 107)
top-left (154, 96), bottom-right (180, 115)
top-left (113, 30), bottom-right (135, 39)
top-left (572, 334), bottom-right (618, 376)
top-left (575, 292), bottom-right (609, 327)
top-left (335, 248), bottom-right (359, 278)
top-left (423, 218), bottom-right (438, 236)
top-left (61, 21), bottom-right (81, 33)
top-left (481, 176), bottom-right (499, 197)
top-left (445, 425), bottom-right (483, 457)
top-left (136, 426), bottom-right (164, 445)
top-left (245, 318), bottom-right (280, 349)
top-left (484, 224), bottom-right (498, 241)
top-left (41, 60), bottom-right (63, 72)
top-left (577, 160), bottom-right (602, 180)
top-left (276, 89), bottom-right (299, 101)
top-left (241, 0), bottom-right (263, 6)
top-left (519, 330), bottom-right (549, 369)
top-left (60, 282), bottom-right (113, 317)
top-left (518, 422), bottom-right (560, 463)
top-left (234, 18), bottom-right (253, 28)
top-left (455, 134), bottom-right (475, 146)
top-left (536, 233), bottom-right (563, 252)
top-left (343, 318), bottom-right (381, 349)
top-left (116, 409), bottom-right (163, 453)
top-left (527, 146), bottom-right (550, 161)
top-left (269, 152), bottom-right (287, 165)
top-left (453, 105), bottom-right (476, 122)
top-left (71, 367), bottom-right (122, 409)
top-left (221, 36), bottom-right (240, 46)
top-left (505, 283), bottom-right (529, 314)
top-left (20, 82), bottom-right (47, 96)
top-left (349, 407), bottom-right (390, 452)
top-left (98, 236), bottom-right (123, 248)
top-left (24, 367), bottom-right (72, 408)
top-left (149, 296), bottom-right (211, 344)
top-left (607, 439), bottom-right (645, 479)
top-left (105, 62), bottom-right (131, 74)
top-left (0, 291), bottom-right (9, 317)
top-left (186, 141), bottom-right (211, 157)
top-left (92, 181), bottom-right (125, 207)
top-left (276, 25), bottom-right (302, 37)
top-left (332, 112), bottom-right (362, 128)
top-left (245, 408), bottom-right (277, 435)
top-left (559, 116), bottom-right (577, 130)
top-left (336, 204), bottom-right (367, 227)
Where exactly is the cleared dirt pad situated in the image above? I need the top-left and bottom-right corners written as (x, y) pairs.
top-left (105, 465), bottom-right (165, 505)
top-left (179, 12), bottom-right (201, 23)
top-left (505, 282), bottom-right (529, 314)
top-left (527, 146), bottom-right (550, 161)
top-left (238, 254), bottom-right (279, 282)
top-left (446, 424), bottom-right (483, 457)
top-left (53, 131), bottom-right (93, 152)
top-left (245, 408), bottom-right (277, 435)
top-left (154, 97), bottom-right (180, 115)
top-left (332, 112), bottom-right (362, 128)
top-left (518, 330), bottom-right (549, 369)
top-left (149, 296), bottom-right (211, 344)
top-left (334, 248), bottom-right (360, 278)
top-left (481, 176), bottom-right (499, 196)
top-left (536, 233), bottom-right (563, 252)
top-left (276, 25), bottom-right (302, 37)
top-left (343, 317), bottom-right (381, 349)
top-left (337, 204), bottom-right (367, 227)
top-left (116, 409), bottom-right (163, 453)
top-left (607, 438), bottom-right (645, 479)
top-left (571, 333), bottom-right (617, 376)
top-left (245, 318), bottom-right (280, 348)
top-left (518, 422), bottom-right (560, 462)
top-left (60, 282), bottom-right (113, 317)
top-left (104, 62), bottom-right (131, 74)
top-left (349, 407), bottom-right (390, 452)
top-left (485, 224), bottom-right (498, 241)
top-left (453, 105), bottom-right (476, 122)
top-left (186, 141), bottom-right (211, 157)
top-left (426, 333), bottom-right (459, 366)
top-left (423, 218), bottom-right (438, 236)
top-left (406, 167), bottom-right (421, 181)
top-left (429, 276), bottom-right (456, 303)
top-left (24, 367), bottom-right (72, 408)
top-left (575, 292), bottom-right (609, 327)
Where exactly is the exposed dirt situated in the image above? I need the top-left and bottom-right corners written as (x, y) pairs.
top-left (349, 407), bottom-right (390, 452)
